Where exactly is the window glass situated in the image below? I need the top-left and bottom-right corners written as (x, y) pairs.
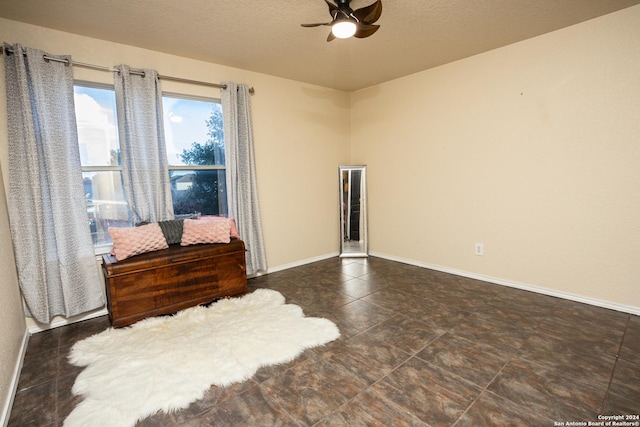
top-left (163, 97), bottom-right (225, 166)
top-left (170, 170), bottom-right (227, 216)
top-left (75, 85), bottom-right (120, 166)
top-left (83, 171), bottom-right (130, 245)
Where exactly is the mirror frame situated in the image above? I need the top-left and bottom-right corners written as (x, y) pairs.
top-left (339, 165), bottom-right (368, 258)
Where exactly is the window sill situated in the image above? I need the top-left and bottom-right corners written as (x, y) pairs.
top-left (94, 244), bottom-right (113, 256)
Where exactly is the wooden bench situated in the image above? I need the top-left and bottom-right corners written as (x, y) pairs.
top-left (101, 239), bottom-right (248, 327)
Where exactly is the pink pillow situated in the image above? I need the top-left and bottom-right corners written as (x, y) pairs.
top-left (108, 223), bottom-right (169, 261)
top-left (181, 219), bottom-right (231, 246)
top-left (199, 216), bottom-right (240, 239)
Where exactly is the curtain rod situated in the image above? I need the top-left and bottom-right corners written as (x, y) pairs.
top-left (2, 46), bottom-right (255, 94)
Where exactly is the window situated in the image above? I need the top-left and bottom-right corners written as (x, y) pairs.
top-left (162, 94), bottom-right (227, 217)
top-left (74, 84), bottom-right (227, 247)
top-left (74, 84), bottom-right (129, 248)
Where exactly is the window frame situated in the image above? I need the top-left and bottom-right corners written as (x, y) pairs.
top-left (75, 80), bottom-right (123, 177)
top-left (74, 80), bottom-right (126, 254)
top-left (162, 92), bottom-right (227, 217)
top-left (162, 92), bottom-right (226, 177)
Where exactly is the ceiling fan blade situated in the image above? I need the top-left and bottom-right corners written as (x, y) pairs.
top-left (301, 22), bottom-right (332, 27)
top-left (325, 0), bottom-right (340, 15)
top-left (352, 0), bottom-right (382, 24)
top-left (353, 23), bottom-right (380, 38)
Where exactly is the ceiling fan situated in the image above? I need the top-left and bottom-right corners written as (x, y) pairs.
top-left (301, 0), bottom-right (382, 42)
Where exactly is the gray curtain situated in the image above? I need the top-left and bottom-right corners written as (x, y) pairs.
top-left (114, 64), bottom-right (173, 224)
top-left (221, 82), bottom-right (267, 275)
top-left (3, 43), bottom-right (104, 323)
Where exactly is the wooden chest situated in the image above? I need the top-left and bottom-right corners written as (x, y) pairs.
top-left (102, 239), bottom-right (248, 327)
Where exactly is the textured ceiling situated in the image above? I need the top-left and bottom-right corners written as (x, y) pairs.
top-left (1, 0), bottom-right (639, 92)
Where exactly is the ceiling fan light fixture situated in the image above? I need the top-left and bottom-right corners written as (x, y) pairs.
top-left (302, 0), bottom-right (382, 41)
top-left (331, 20), bottom-right (357, 38)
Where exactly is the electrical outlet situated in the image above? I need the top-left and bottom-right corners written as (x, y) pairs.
top-left (475, 243), bottom-right (484, 256)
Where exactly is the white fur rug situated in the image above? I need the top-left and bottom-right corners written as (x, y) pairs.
top-left (64, 289), bottom-right (340, 427)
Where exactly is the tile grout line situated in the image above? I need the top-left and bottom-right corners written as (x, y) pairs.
top-left (599, 314), bottom-right (630, 413)
top-left (449, 308), bottom-right (557, 426)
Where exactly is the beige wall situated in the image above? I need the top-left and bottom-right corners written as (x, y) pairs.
top-left (0, 160), bottom-right (26, 423)
top-left (0, 18), bottom-right (351, 271)
top-left (351, 5), bottom-right (640, 311)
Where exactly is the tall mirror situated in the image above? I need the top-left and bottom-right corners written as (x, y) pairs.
top-left (339, 165), bottom-right (368, 257)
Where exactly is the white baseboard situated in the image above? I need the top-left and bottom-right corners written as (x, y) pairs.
top-left (27, 307), bottom-right (109, 334)
top-left (369, 251), bottom-right (640, 316)
top-left (266, 252), bottom-right (339, 274)
top-left (1, 327), bottom-right (29, 427)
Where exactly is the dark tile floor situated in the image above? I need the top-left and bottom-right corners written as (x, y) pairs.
top-left (8, 256), bottom-right (640, 426)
